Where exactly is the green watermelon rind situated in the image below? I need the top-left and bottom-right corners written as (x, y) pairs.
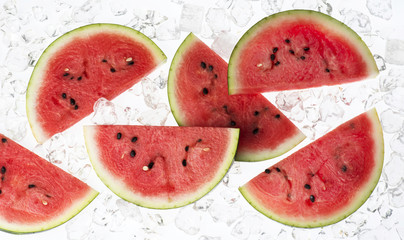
top-left (0, 184), bottom-right (98, 234)
top-left (168, 33), bottom-right (306, 162)
top-left (26, 23), bottom-right (167, 144)
top-left (83, 125), bottom-right (240, 209)
top-left (228, 10), bottom-right (379, 95)
top-left (239, 108), bottom-right (384, 228)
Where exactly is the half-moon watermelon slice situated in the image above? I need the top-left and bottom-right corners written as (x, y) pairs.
top-left (239, 108), bottom-right (384, 228)
top-left (83, 125), bottom-right (239, 209)
top-left (228, 10), bottom-right (379, 95)
top-left (168, 33), bottom-right (305, 161)
top-left (27, 23), bottom-right (166, 144)
top-left (0, 134), bottom-right (98, 233)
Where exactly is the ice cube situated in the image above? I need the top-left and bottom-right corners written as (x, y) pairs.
top-left (91, 98), bottom-right (118, 125)
top-left (385, 38), bottom-right (404, 65)
top-left (231, 213), bottom-right (265, 239)
top-left (383, 87), bottom-right (404, 111)
top-left (193, 198), bottom-right (214, 211)
top-left (340, 9), bottom-right (371, 34)
top-left (220, 188), bottom-right (240, 204)
top-left (32, 6), bottom-right (48, 21)
top-left (230, 0), bottom-right (253, 27)
top-left (5, 47), bottom-right (30, 72)
top-left (261, 0), bottom-right (283, 15)
top-left (330, 220), bottom-right (360, 238)
top-left (65, 209), bottom-right (93, 240)
top-left (374, 54), bottom-right (386, 71)
top-left (275, 91), bottom-right (301, 112)
top-left (380, 109), bottom-right (404, 134)
top-left (179, 4), bottom-right (205, 34)
top-left (305, 106), bottom-right (321, 123)
top-left (366, 0), bottom-right (392, 20)
top-left (156, 19), bottom-right (180, 41)
top-left (137, 103), bottom-right (170, 126)
top-left (109, 1), bottom-right (127, 16)
top-left (175, 206), bottom-right (202, 235)
top-left (72, 0), bottom-right (101, 23)
top-left (199, 236), bottom-right (221, 240)
top-left (292, 0), bottom-right (318, 10)
top-left (211, 32), bottom-right (238, 60)
top-left (379, 68), bottom-right (404, 92)
top-left (388, 179), bottom-right (404, 208)
top-left (142, 77), bottom-right (160, 109)
top-left (206, 8), bottom-right (231, 34)
top-left (382, 152), bottom-right (404, 187)
top-left (116, 199), bottom-right (143, 222)
top-left (289, 104), bottom-right (305, 123)
top-left (208, 202), bottom-right (244, 226)
top-left (216, 0), bottom-right (234, 9)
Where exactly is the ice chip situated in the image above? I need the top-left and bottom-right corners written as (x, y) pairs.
top-left (179, 4), bottom-right (205, 33)
top-left (206, 8), bottom-right (231, 34)
top-left (261, 0), bottom-right (283, 15)
top-left (380, 109), bottom-right (404, 134)
top-left (211, 32), bottom-right (238, 60)
top-left (156, 19), bottom-right (180, 41)
top-left (175, 206), bottom-right (202, 235)
top-left (289, 104), bottom-right (305, 123)
top-left (374, 54), bottom-right (386, 71)
top-left (275, 91), bottom-right (301, 112)
top-left (385, 38), bottom-right (404, 65)
top-left (230, 0), bottom-right (253, 27)
top-left (366, 0), bottom-right (392, 20)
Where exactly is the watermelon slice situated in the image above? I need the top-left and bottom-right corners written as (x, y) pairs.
top-left (168, 33), bottom-right (305, 161)
top-left (26, 23), bottom-right (166, 144)
top-left (239, 108), bottom-right (384, 227)
top-left (228, 10), bottom-right (378, 95)
top-left (0, 134), bottom-right (98, 233)
top-left (83, 125), bottom-right (239, 209)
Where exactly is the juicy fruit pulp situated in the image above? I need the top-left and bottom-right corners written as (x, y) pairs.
top-left (84, 125), bottom-right (239, 209)
top-left (239, 109), bottom-right (384, 227)
top-left (26, 23), bottom-right (166, 143)
top-left (168, 33), bottom-right (305, 161)
top-left (0, 134), bottom-right (98, 233)
top-left (228, 10), bottom-right (378, 94)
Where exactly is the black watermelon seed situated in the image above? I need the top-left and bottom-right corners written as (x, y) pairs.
top-left (45, 194), bottom-right (52, 198)
top-left (74, 105), bottom-right (79, 110)
top-left (310, 195), bottom-right (315, 202)
top-left (1, 176), bottom-right (3, 181)
top-left (264, 169), bottom-right (271, 174)
top-left (70, 76), bottom-right (74, 80)
top-left (148, 162), bottom-right (154, 169)
top-left (208, 65), bottom-right (214, 71)
top-left (110, 68), bottom-right (116, 73)
top-left (197, 139), bottom-right (202, 142)
top-left (254, 111), bottom-right (259, 116)
top-left (1, 166), bottom-right (5, 174)
top-left (304, 184), bottom-right (311, 189)
top-left (1, 138), bottom-right (6, 143)
top-left (63, 72), bottom-right (69, 77)
top-left (214, 74), bottom-right (218, 79)
top-left (130, 150), bottom-right (136, 157)
top-left (0, 190), bottom-right (2, 194)
top-left (127, 61), bottom-right (135, 65)
top-left (350, 123), bottom-right (355, 129)
top-left (70, 98), bottom-right (76, 105)
top-left (275, 114), bottom-right (281, 119)
top-left (102, 59), bottom-right (107, 62)
top-left (300, 56), bottom-right (306, 60)
top-left (62, 93), bottom-right (67, 99)
top-left (285, 39), bottom-right (290, 43)
top-left (185, 145), bottom-right (189, 152)
top-left (270, 54), bottom-right (276, 61)
top-left (131, 137), bottom-right (138, 143)
top-left (230, 121), bottom-right (236, 126)
top-left (341, 165), bottom-right (347, 172)
top-left (28, 184), bottom-right (36, 188)
top-left (304, 47), bottom-right (310, 51)
top-left (325, 68), bottom-right (330, 72)
top-left (182, 159), bottom-right (187, 167)
top-left (117, 132), bottom-right (122, 140)
top-left (289, 49), bottom-right (295, 55)
top-left (274, 61), bottom-right (280, 66)
top-left (252, 128), bottom-right (259, 135)
top-left (273, 47), bottom-right (278, 53)
top-left (203, 88), bottom-right (209, 95)
top-left (77, 76), bottom-right (82, 81)
top-left (275, 167), bottom-right (281, 172)
top-left (201, 62), bottom-right (207, 69)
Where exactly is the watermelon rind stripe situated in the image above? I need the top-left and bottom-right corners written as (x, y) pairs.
top-left (0, 188), bottom-right (98, 234)
top-left (83, 126), bottom-right (240, 209)
top-left (26, 23), bottom-right (167, 144)
top-left (228, 10), bottom-right (379, 95)
top-left (239, 108), bottom-right (384, 228)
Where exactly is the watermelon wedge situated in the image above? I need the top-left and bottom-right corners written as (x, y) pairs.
top-left (26, 23), bottom-right (166, 144)
top-left (84, 125), bottom-right (239, 209)
top-left (168, 33), bottom-right (305, 161)
top-left (0, 134), bottom-right (98, 233)
top-left (228, 10), bottom-right (378, 95)
top-left (239, 108), bottom-right (384, 228)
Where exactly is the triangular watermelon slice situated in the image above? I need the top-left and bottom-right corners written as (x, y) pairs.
top-left (239, 108), bottom-right (384, 227)
top-left (83, 125), bottom-right (239, 209)
top-left (168, 33), bottom-right (305, 161)
top-left (26, 23), bottom-right (166, 144)
top-left (228, 10), bottom-right (379, 95)
top-left (0, 134), bottom-right (98, 233)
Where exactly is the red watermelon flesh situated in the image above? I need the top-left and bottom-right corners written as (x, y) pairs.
top-left (228, 10), bottom-right (378, 95)
top-left (26, 24), bottom-right (166, 144)
top-left (239, 109), bottom-right (384, 227)
top-left (84, 125), bottom-right (239, 209)
top-left (0, 134), bottom-right (98, 233)
top-left (168, 33), bottom-right (305, 161)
